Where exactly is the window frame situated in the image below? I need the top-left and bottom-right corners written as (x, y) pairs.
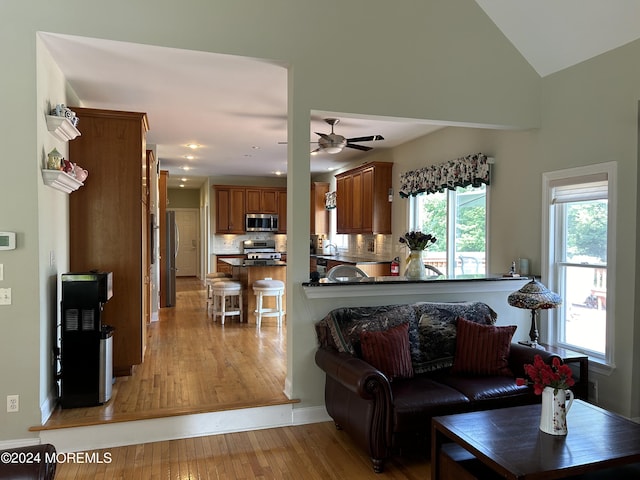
top-left (541, 162), bottom-right (617, 373)
top-left (409, 184), bottom-right (489, 276)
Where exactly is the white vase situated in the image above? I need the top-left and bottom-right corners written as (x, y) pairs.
top-left (539, 386), bottom-right (574, 435)
top-left (404, 250), bottom-right (427, 280)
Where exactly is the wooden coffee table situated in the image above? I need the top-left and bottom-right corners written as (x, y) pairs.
top-left (432, 400), bottom-right (640, 480)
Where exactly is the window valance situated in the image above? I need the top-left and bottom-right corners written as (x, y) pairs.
top-left (399, 152), bottom-right (491, 198)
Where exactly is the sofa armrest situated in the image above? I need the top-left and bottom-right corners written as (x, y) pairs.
top-left (315, 348), bottom-right (392, 401)
top-left (0, 443), bottom-right (56, 480)
top-left (509, 344), bottom-right (561, 378)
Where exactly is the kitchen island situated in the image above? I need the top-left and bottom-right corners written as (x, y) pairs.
top-left (220, 258), bottom-right (286, 324)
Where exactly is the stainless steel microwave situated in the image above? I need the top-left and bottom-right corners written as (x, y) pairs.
top-left (246, 213), bottom-right (278, 232)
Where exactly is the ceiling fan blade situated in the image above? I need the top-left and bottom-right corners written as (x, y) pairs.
top-left (347, 135), bottom-right (384, 143)
top-left (315, 132), bottom-right (331, 140)
top-left (346, 143), bottom-right (373, 151)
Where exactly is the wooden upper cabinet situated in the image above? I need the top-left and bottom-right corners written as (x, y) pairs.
top-left (245, 188), bottom-right (278, 213)
top-left (214, 186), bottom-right (245, 234)
top-left (214, 185), bottom-right (286, 233)
top-left (277, 190), bottom-right (287, 233)
top-left (69, 107), bottom-right (150, 376)
top-left (335, 162), bottom-right (393, 234)
top-left (311, 182), bottom-right (329, 234)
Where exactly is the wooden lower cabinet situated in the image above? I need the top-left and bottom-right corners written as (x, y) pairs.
top-left (69, 107), bottom-right (150, 377)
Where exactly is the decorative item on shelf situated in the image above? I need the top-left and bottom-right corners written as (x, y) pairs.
top-left (47, 148), bottom-right (63, 170)
top-left (73, 163), bottom-right (88, 182)
top-left (62, 158), bottom-right (74, 175)
top-left (508, 278), bottom-right (562, 348)
top-left (325, 191), bottom-right (336, 209)
top-left (399, 231), bottom-right (437, 280)
top-left (516, 354), bottom-right (575, 435)
top-left (50, 104), bottom-right (79, 127)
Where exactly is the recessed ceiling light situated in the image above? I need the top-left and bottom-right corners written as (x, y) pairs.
top-left (186, 143), bottom-right (200, 150)
top-left (182, 166), bottom-right (191, 171)
top-left (273, 171), bottom-right (283, 176)
top-left (181, 177), bottom-right (188, 182)
top-left (179, 184), bottom-right (185, 188)
top-left (184, 155), bottom-right (195, 160)
top-left (252, 146), bottom-right (260, 150)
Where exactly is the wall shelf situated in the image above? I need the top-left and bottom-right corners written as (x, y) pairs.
top-left (46, 115), bottom-right (81, 141)
top-left (41, 169), bottom-right (84, 193)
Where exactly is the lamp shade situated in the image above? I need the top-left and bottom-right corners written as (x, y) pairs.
top-left (507, 279), bottom-right (562, 310)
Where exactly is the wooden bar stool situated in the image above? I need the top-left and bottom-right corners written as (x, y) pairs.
top-left (211, 281), bottom-right (243, 325)
top-left (252, 278), bottom-right (285, 328)
top-left (205, 272), bottom-right (232, 314)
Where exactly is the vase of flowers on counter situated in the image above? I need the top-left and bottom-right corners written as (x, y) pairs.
top-left (399, 231), bottom-right (437, 280)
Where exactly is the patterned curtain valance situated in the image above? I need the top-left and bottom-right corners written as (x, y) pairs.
top-left (399, 152), bottom-right (491, 198)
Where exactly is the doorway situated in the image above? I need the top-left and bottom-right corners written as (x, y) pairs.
top-left (173, 209), bottom-right (199, 277)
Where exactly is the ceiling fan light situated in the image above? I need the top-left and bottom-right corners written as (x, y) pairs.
top-left (323, 146), bottom-right (343, 154)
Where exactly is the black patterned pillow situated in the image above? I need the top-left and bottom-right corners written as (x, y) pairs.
top-left (411, 302), bottom-right (497, 374)
top-left (322, 305), bottom-right (418, 357)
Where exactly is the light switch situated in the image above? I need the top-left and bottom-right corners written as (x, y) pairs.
top-left (0, 288), bottom-right (11, 305)
top-left (0, 264), bottom-right (3, 281)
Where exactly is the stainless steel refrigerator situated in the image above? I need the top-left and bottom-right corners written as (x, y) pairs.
top-left (165, 211), bottom-right (179, 306)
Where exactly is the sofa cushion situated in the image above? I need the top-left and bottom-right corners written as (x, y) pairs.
top-left (391, 376), bottom-right (470, 433)
top-left (451, 317), bottom-right (516, 376)
top-left (411, 302), bottom-right (498, 375)
top-left (360, 322), bottom-right (413, 380)
top-left (438, 375), bottom-right (531, 402)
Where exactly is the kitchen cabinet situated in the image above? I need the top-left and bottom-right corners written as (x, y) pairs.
top-left (213, 185), bottom-right (286, 233)
top-left (216, 254), bottom-right (245, 276)
top-left (277, 189), bottom-right (287, 233)
top-left (310, 182), bottom-right (329, 234)
top-left (69, 107), bottom-right (150, 377)
top-left (214, 186), bottom-right (246, 233)
top-left (159, 170), bottom-right (170, 307)
top-left (246, 188), bottom-right (278, 213)
top-left (335, 162), bottom-right (393, 234)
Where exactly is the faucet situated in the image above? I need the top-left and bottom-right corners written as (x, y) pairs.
top-left (325, 243), bottom-right (337, 256)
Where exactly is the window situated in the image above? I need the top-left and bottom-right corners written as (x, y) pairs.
top-left (542, 162), bottom-right (616, 366)
top-left (410, 184), bottom-right (487, 275)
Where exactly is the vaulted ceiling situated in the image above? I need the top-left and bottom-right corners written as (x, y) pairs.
top-left (39, 2), bottom-right (640, 188)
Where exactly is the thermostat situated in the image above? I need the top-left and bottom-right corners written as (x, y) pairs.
top-left (0, 232), bottom-right (16, 250)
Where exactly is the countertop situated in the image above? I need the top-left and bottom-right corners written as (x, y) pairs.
top-left (311, 254), bottom-right (391, 264)
top-left (220, 258), bottom-right (286, 267)
top-left (303, 273), bottom-right (529, 286)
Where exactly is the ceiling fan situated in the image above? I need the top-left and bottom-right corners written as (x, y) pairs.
top-left (312, 118), bottom-right (384, 154)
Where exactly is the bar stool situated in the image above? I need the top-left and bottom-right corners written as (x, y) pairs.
top-left (252, 278), bottom-right (285, 328)
top-left (211, 281), bottom-right (243, 325)
top-left (205, 272), bottom-right (232, 314)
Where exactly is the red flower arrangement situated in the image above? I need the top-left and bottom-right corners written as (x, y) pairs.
top-left (516, 354), bottom-right (575, 395)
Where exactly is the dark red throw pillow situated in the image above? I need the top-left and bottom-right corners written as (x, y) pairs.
top-left (360, 322), bottom-right (414, 380)
top-left (451, 317), bottom-right (516, 376)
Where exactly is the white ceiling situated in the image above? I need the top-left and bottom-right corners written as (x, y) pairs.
top-left (39, 3), bottom-right (640, 189)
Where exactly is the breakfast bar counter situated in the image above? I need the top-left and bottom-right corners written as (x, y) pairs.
top-left (302, 274), bottom-right (529, 299)
top-left (220, 258), bottom-right (286, 324)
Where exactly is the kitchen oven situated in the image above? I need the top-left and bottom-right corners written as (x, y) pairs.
top-left (243, 239), bottom-right (282, 265)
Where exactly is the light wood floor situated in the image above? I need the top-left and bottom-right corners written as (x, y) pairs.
top-left (39, 277), bottom-right (293, 429)
top-left (53, 421), bottom-right (430, 479)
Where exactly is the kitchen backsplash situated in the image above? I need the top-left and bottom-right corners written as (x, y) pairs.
top-left (213, 233), bottom-right (287, 253)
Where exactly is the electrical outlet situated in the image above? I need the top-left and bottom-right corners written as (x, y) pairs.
top-left (7, 394), bottom-right (19, 413)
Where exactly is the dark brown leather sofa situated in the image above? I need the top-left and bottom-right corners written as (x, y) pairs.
top-left (0, 444), bottom-right (57, 480)
top-left (314, 302), bottom-right (560, 473)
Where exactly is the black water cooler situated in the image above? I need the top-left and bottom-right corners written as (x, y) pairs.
top-left (60, 272), bottom-right (114, 408)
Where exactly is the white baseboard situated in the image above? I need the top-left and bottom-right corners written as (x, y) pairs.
top-left (39, 403), bottom-right (331, 453)
top-left (0, 438), bottom-right (42, 450)
top-left (40, 389), bottom-right (58, 425)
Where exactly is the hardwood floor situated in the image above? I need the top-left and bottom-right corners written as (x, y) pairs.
top-left (40, 277), bottom-right (293, 429)
top-left (54, 421), bottom-right (430, 479)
